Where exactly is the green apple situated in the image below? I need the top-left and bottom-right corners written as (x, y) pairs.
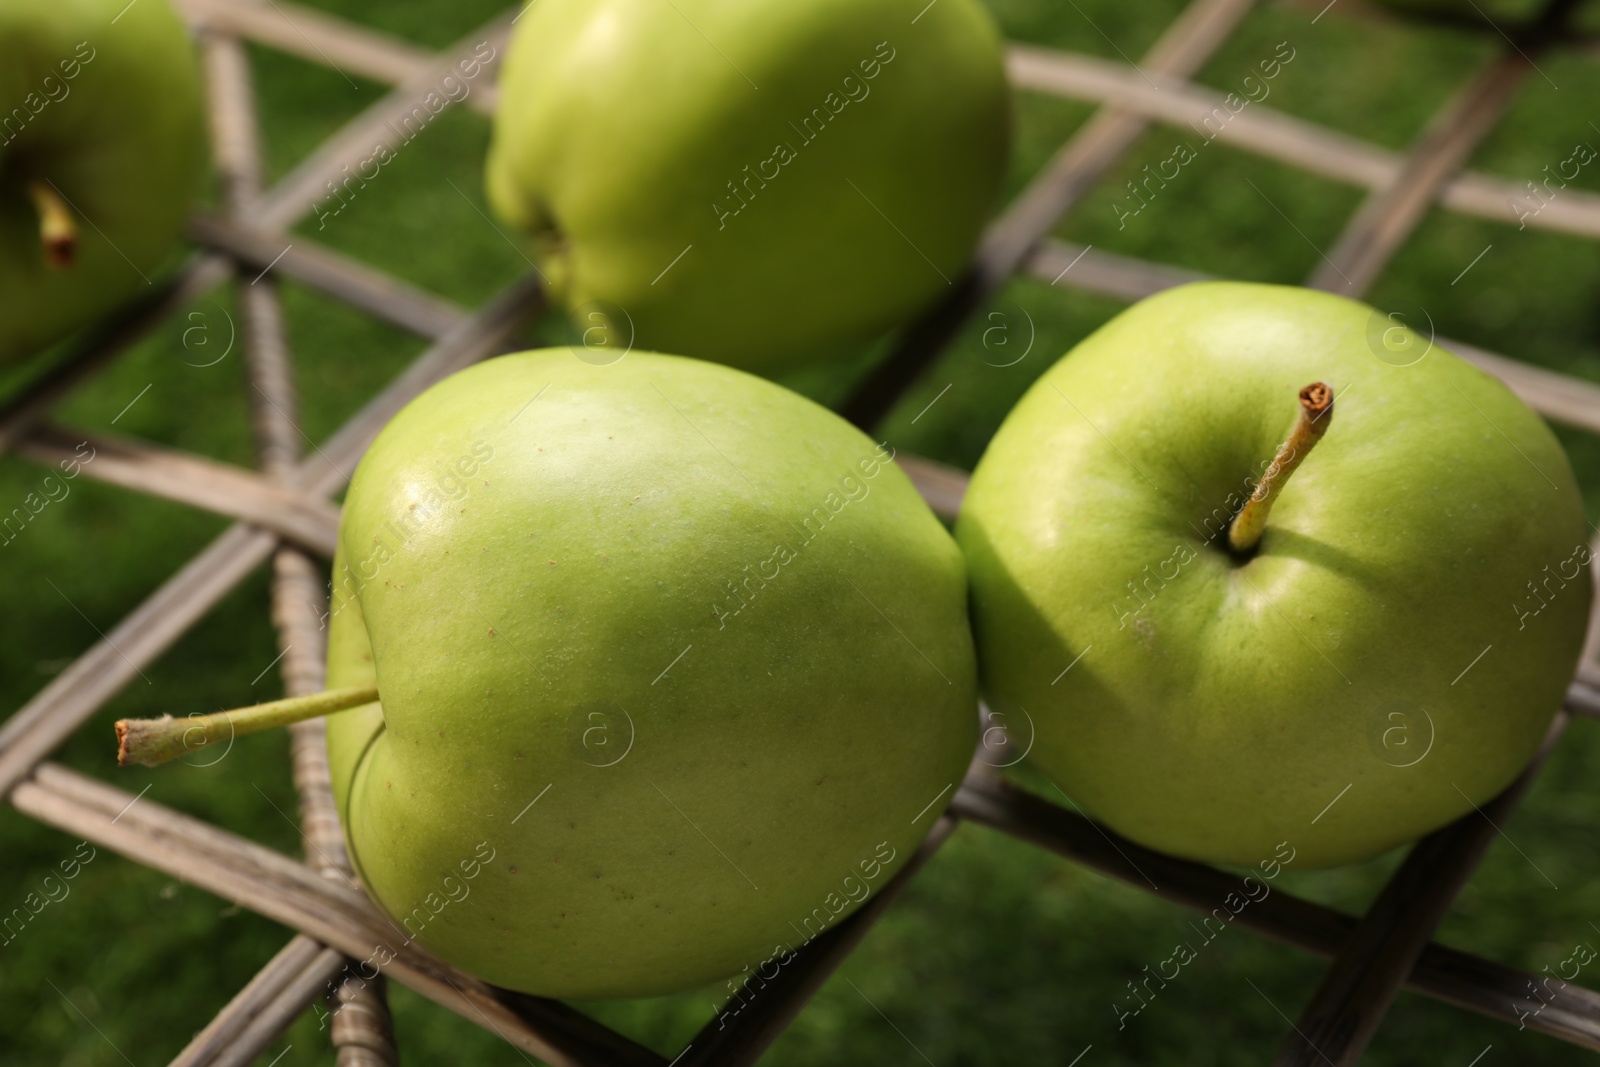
top-left (0, 0), bottom-right (205, 366)
top-left (323, 348), bottom-right (976, 997)
top-left (485, 0), bottom-right (1009, 375)
top-left (957, 282), bottom-right (1591, 869)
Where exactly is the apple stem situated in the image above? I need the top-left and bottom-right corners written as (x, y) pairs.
top-left (1227, 382), bottom-right (1334, 557)
top-left (115, 684), bottom-right (380, 768)
top-left (27, 180), bottom-right (78, 270)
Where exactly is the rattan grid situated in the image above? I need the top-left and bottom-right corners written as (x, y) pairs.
top-left (7, 0), bottom-right (1600, 1063)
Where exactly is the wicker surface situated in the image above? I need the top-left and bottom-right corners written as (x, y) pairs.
top-left (5, 0), bottom-right (1600, 1063)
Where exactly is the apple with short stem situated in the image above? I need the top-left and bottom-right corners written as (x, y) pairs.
top-left (957, 281), bottom-right (1592, 868)
top-left (485, 0), bottom-right (1010, 375)
top-left (0, 0), bottom-right (206, 366)
top-left (120, 347), bottom-right (977, 998)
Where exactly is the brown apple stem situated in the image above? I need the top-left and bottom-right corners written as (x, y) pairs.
top-left (27, 180), bottom-right (77, 270)
top-left (116, 684), bottom-right (380, 768)
top-left (1227, 382), bottom-right (1334, 556)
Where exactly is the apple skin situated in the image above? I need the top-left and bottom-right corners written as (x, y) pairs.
top-left (485, 0), bottom-right (1009, 375)
top-left (324, 349), bottom-right (976, 998)
top-left (957, 282), bottom-right (1591, 869)
top-left (0, 0), bottom-right (206, 365)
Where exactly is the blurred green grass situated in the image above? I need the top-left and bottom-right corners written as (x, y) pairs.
top-left (4, 0), bottom-right (1600, 1063)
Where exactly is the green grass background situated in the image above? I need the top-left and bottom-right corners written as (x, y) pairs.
top-left (4, 0), bottom-right (1600, 1063)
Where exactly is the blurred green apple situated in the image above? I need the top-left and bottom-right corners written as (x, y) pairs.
top-left (958, 282), bottom-right (1591, 868)
top-left (0, 0), bottom-right (205, 365)
top-left (324, 348), bottom-right (976, 997)
top-left (485, 0), bottom-right (1009, 375)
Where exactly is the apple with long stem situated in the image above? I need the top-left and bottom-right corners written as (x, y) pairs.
top-left (485, 0), bottom-right (1010, 375)
top-left (0, 0), bottom-right (206, 366)
top-left (120, 348), bottom-right (978, 998)
top-left (957, 282), bottom-right (1591, 868)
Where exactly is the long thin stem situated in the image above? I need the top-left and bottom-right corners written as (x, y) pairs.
top-left (27, 180), bottom-right (77, 270)
top-left (116, 684), bottom-right (379, 768)
top-left (1228, 382), bottom-right (1334, 556)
